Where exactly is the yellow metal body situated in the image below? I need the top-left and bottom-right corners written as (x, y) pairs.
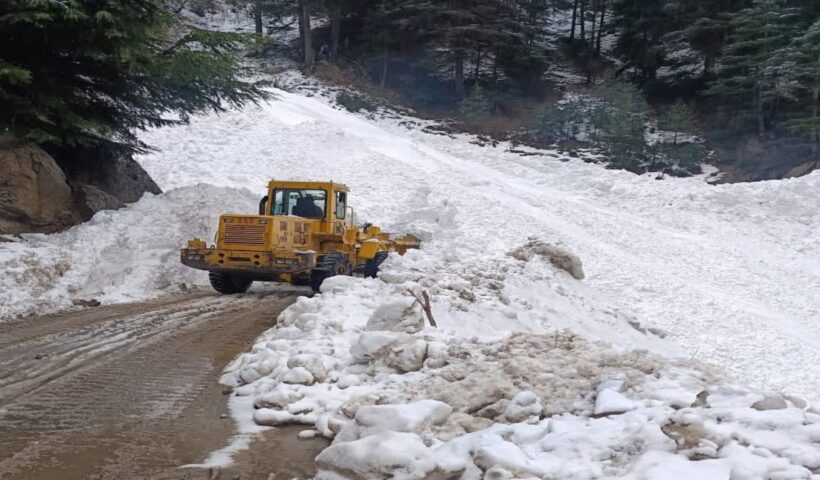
top-left (180, 180), bottom-right (419, 283)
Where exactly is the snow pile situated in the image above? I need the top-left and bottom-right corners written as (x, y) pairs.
top-left (135, 86), bottom-right (820, 400)
top-left (0, 185), bottom-right (257, 319)
top-left (220, 274), bottom-right (820, 479)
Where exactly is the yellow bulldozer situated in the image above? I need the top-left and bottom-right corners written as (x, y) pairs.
top-left (180, 180), bottom-right (420, 293)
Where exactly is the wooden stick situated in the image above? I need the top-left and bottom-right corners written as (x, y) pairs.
top-left (408, 289), bottom-right (437, 328)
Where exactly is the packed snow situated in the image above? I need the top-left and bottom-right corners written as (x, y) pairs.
top-left (2, 75), bottom-right (819, 478)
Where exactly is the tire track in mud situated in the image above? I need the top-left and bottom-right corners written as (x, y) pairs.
top-left (0, 287), bottom-right (327, 479)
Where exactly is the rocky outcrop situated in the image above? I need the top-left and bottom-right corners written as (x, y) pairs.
top-left (0, 136), bottom-right (80, 234)
top-left (0, 137), bottom-right (162, 235)
top-left (56, 144), bottom-right (161, 205)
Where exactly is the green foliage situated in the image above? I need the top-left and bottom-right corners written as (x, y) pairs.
top-left (336, 92), bottom-right (376, 112)
top-left (658, 101), bottom-right (697, 145)
top-left (0, 0), bottom-right (267, 153)
top-left (660, 142), bottom-right (707, 175)
top-left (705, 1), bottom-right (800, 133)
top-left (592, 82), bottom-right (650, 172)
top-left (460, 85), bottom-right (494, 121)
top-left (532, 97), bottom-right (591, 144)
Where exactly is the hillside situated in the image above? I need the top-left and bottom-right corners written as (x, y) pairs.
top-left (2, 77), bottom-right (818, 478)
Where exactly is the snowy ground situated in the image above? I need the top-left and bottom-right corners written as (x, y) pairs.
top-left (1, 79), bottom-right (819, 478)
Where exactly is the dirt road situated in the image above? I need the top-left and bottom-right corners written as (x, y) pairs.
top-left (0, 288), bottom-right (327, 480)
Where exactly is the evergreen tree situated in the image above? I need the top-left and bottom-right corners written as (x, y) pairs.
top-left (593, 82), bottom-right (649, 171)
top-left (611, 0), bottom-right (679, 82)
top-left (460, 85), bottom-right (494, 120)
top-left (0, 0), bottom-right (265, 153)
top-left (777, 18), bottom-right (820, 156)
top-left (658, 101), bottom-right (697, 145)
top-left (705, 0), bottom-right (800, 137)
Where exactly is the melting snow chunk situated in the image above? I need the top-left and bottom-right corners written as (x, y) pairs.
top-left (594, 389), bottom-right (636, 415)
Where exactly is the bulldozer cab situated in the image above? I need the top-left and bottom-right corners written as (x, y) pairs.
top-left (259, 181), bottom-right (351, 231)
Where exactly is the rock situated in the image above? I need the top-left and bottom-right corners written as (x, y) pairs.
top-left (71, 298), bottom-right (101, 307)
top-left (752, 395), bottom-right (788, 411)
top-left (0, 136), bottom-right (77, 234)
top-left (57, 144), bottom-right (161, 205)
top-left (0, 136), bottom-right (162, 234)
top-left (73, 184), bottom-right (124, 215)
top-left (509, 241), bottom-right (585, 280)
top-left (366, 299), bottom-right (424, 334)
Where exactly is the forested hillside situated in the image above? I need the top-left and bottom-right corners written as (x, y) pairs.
top-left (219, 0), bottom-right (820, 179)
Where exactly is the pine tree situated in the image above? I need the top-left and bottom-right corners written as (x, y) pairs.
top-left (705, 0), bottom-right (800, 137)
top-left (593, 82), bottom-right (649, 171)
top-left (0, 0), bottom-right (266, 153)
top-left (778, 19), bottom-right (820, 156)
top-left (611, 0), bottom-right (680, 82)
top-left (658, 101), bottom-right (697, 145)
top-left (460, 85), bottom-right (494, 120)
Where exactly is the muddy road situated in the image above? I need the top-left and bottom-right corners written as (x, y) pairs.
top-left (0, 288), bottom-right (327, 479)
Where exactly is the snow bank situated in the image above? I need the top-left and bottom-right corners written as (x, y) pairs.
top-left (220, 275), bottom-right (820, 479)
top-left (0, 184), bottom-right (258, 319)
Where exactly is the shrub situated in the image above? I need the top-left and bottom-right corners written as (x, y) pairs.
top-left (336, 92), bottom-right (376, 112)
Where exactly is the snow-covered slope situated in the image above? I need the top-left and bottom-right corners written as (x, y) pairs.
top-left (135, 88), bottom-right (820, 401)
top-left (2, 82), bottom-right (818, 479)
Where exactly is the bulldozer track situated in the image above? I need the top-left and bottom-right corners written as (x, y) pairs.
top-left (0, 288), bottom-right (326, 479)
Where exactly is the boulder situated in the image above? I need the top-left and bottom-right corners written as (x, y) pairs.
top-left (0, 137), bottom-right (162, 234)
top-left (0, 136), bottom-right (77, 234)
top-left (57, 144), bottom-right (161, 204)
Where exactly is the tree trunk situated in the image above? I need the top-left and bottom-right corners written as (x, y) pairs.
top-left (492, 53), bottom-right (498, 85)
top-left (570, 0), bottom-right (578, 42)
top-left (811, 55), bottom-right (819, 157)
top-left (454, 49), bottom-right (465, 97)
top-left (380, 57), bottom-right (389, 87)
top-left (301, 3), bottom-right (314, 68)
top-left (756, 83), bottom-right (765, 137)
top-left (579, 0), bottom-right (586, 42)
top-left (596, 0), bottom-right (605, 53)
top-left (474, 49), bottom-right (482, 80)
top-left (589, 3), bottom-right (596, 47)
top-left (330, 3), bottom-right (341, 60)
top-left (254, 0), bottom-right (263, 36)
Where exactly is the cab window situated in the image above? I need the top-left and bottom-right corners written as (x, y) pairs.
top-left (273, 189), bottom-right (327, 219)
top-left (336, 191), bottom-right (347, 219)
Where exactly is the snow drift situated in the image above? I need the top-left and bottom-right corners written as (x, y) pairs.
top-left (0, 185), bottom-right (257, 318)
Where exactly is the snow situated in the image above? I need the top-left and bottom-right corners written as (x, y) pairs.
top-left (0, 185), bottom-right (258, 318)
top-left (134, 85), bottom-right (820, 400)
top-left (2, 73), bottom-right (820, 478)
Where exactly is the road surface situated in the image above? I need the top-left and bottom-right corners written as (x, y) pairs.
top-left (0, 288), bottom-right (326, 479)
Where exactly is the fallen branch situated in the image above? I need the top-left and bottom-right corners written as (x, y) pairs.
top-left (408, 289), bottom-right (437, 328)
